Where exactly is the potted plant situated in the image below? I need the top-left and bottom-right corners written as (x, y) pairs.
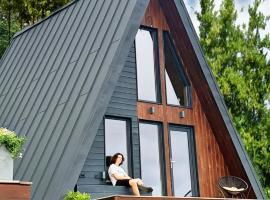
top-left (0, 127), bottom-right (26, 180)
top-left (63, 191), bottom-right (90, 200)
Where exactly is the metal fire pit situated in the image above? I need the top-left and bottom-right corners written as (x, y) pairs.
top-left (218, 176), bottom-right (248, 198)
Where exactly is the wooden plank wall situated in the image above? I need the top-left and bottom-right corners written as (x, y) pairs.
top-left (77, 0), bottom-right (255, 199)
top-left (158, 0), bottom-right (256, 198)
top-left (77, 44), bottom-right (140, 199)
top-left (138, 0), bottom-right (231, 197)
top-left (0, 181), bottom-right (32, 200)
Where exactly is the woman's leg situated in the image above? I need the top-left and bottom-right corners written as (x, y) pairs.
top-left (134, 178), bottom-right (144, 186)
top-left (134, 178), bottom-right (153, 193)
top-left (129, 179), bottom-right (140, 196)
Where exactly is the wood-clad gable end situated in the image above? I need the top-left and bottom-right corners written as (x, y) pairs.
top-left (137, 0), bottom-right (255, 198)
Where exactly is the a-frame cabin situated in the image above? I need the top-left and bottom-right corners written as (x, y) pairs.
top-left (0, 0), bottom-right (265, 199)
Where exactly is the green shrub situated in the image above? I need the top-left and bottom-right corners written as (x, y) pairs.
top-left (0, 127), bottom-right (26, 158)
top-left (64, 191), bottom-right (90, 200)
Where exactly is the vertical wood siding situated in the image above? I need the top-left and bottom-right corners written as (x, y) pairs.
top-left (138, 0), bottom-right (232, 197)
top-left (78, 0), bottom-right (246, 198)
top-left (77, 44), bottom-right (139, 199)
top-left (158, 0), bottom-right (258, 198)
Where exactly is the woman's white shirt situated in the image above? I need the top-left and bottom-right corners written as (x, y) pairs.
top-left (108, 164), bottom-right (127, 186)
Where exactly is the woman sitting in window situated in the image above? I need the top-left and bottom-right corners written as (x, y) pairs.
top-left (108, 152), bottom-right (153, 196)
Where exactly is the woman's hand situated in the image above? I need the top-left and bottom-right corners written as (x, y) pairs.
top-left (113, 173), bottom-right (131, 180)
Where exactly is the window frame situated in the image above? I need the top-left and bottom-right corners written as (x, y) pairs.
top-left (104, 116), bottom-right (133, 177)
top-left (168, 124), bottom-right (199, 197)
top-left (163, 31), bottom-right (192, 108)
top-left (138, 120), bottom-right (167, 195)
top-left (135, 26), bottom-right (162, 104)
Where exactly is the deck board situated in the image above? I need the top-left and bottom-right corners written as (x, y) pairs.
top-left (96, 195), bottom-right (254, 200)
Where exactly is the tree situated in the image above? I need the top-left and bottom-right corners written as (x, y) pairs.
top-left (0, 0), bottom-right (70, 59)
top-left (197, 0), bottom-right (270, 197)
top-left (21, 0), bottom-right (70, 24)
top-left (0, 17), bottom-right (19, 58)
top-left (241, 0), bottom-right (270, 196)
top-left (0, 0), bottom-right (20, 58)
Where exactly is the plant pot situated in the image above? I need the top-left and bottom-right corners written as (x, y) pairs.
top-left (0, 145), bottom-right (13, 180)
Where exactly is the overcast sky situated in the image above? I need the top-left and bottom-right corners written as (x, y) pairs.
top-left (183, 0), bottom-right (270, 37)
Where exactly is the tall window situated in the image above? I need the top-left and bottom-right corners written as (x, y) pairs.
top-left (139, 122), bottom-right (164, 195)
top-left (169, 125), bottom-right (199, 197)
top-left (135, 28), bottom-right (160, 102)
top-left (105, 117), bottom-right (130, 172)
top-left (164, 32), bottom-right (191, 107)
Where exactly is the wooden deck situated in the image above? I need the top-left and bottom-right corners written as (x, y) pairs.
top-left (96, 195), bottom-right (252, 200)
top-left (97, 195), bottom-right (250, 200)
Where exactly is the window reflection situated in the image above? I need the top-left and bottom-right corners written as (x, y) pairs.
top-left (105, 118), bottom-right (128, 172)
top-left (135, 29), bottom-right (159, 102)
top-left (164, 32), bottom-right (190, 106)
top-left (139, 122), bottom-right (163, 195)
top-left (170, 130), bottom-right (192, 196)
top-left (165, 70), bottom-right (181, 105)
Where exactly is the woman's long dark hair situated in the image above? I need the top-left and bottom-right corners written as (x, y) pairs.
top-left (110, 152), bottom-right (125, 165)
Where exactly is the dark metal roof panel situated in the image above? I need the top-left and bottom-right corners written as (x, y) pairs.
top-left (174, 0), bottom-right (265, 198)
top-left (0, 0), bottom-right (149, 199)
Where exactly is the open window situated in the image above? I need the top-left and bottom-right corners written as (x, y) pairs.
top-left (163, 32), bottom-right (191, 107)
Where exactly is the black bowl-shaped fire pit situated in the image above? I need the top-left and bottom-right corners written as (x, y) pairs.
top-left (218, 176), bottom-right (248, 196)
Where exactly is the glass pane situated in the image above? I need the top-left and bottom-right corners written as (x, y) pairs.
top-left (105, 118), bottom-right (128, 172)
top-left (139, 123), bottom-right (162, 195)
top-left (135, 29), bottom-right (158, 102)
top-left (170, 130), bottom-right (192, 197)
top-left (165, 70), bottom-right (180, 105)
top-left (164, 34), bottom-right (188, 106)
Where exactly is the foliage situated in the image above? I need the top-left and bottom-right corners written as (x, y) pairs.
top-left (20, 0), bottom-right (70, 25)
top-left (0, 0), bottom-right (70, 59)
top-left (0, 2), bottom-right (20, 57)
top-left (63, 191), bottom-right (90, 200)
top-left (0, 127), bottom-right (26, 159)
top-left (197, 0), bottom-right (270, 198)
top-left (0, 0), bottom-right (70, 25)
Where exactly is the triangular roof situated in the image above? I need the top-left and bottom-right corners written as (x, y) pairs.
top-left (0, 0), bottom-right (265, 199)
